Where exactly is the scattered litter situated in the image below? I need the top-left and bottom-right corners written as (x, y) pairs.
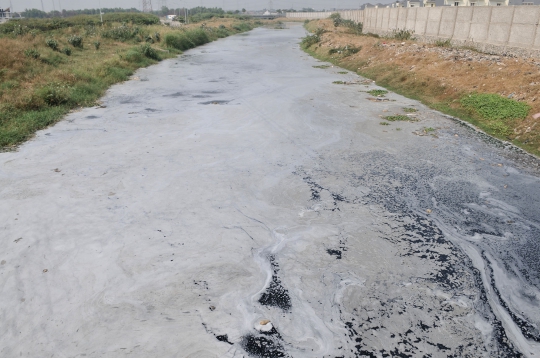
top-left (53, 168), bottom-right (61, 172)
top-left (14, 238), bottom-right (22, 243)
top-left (426, 209), bottom-right (432, 214)
top-left (368, 97), bottom-right (390, 102)
top-left (43, 269), bottom-right (48, 273)
top-left (533, 113), bottom-right (540, 119)
top-left (209, 306), bottom-right (216, 311)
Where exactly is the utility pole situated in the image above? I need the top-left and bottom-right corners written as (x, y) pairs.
top-left (40, 0), bottom-right (45, 12)
top-left (142, 0), bottom-right (153, 13)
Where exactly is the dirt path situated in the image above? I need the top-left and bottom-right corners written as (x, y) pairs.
top-left (1, 24), bottom-right (539, 357)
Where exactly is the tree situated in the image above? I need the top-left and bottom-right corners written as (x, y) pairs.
top-left (241, 8), bottom-right (246, 13)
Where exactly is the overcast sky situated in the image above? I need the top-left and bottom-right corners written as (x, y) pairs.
top-left (2, 0), bottom-right (378, 13)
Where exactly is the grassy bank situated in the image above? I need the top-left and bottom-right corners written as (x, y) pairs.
top-left (302, 19), bottom-right (540, 157)
top-left (0, 14), bottom-right (262, 150)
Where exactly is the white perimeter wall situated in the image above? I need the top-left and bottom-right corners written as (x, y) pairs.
top-left (286, 6), bottom-right (540, 51)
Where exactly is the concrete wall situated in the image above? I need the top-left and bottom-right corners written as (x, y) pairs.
top-left (284, 10), bottom-right (364, 22)
top-left (286, 6), bottom-right (540, 56)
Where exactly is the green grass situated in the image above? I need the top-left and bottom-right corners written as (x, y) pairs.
top-left (460, 93), bottom-right (530, 121)
top-left (367, 89), bottom-right (388, 97)
top-left (333, 81), bottom-right (346, 84)
top-left (328, 45), bottom-right (361, 57)
top-left (379, 121), bottom-right (390, 125)
top-left (460, 93), bottom-right (530, 137)
top-left (384, 115), bottom-right (412, 122)
top-left (338, 71), bottom-right (348, 74)
top-left (435, 39), bottom-right (451, 47)
top-left (403, 107), bottom-right (417, 113)
top-left (313, 64), bottom-right (330, 69)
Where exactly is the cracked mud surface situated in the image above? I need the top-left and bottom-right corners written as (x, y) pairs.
top-left (1, 24), bottom-right (539, 357)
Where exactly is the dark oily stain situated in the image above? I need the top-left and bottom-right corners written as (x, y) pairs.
top-left (483, 251), bottom-right (540, 342)
top-left (145, 108), bottom-right (159, 112)
top-left (335, 150), bottom-right (526, 356)
top-left (327, 238), bottom-right (348, 260)
top-left (293, 169), bottom-right (352, 211)
top-left (163, 92), bottom-right (184, 97)
top-left (199, 100), bottom-right (231, 105)
top-left (241, 330), bottom-right (287, 358)
top-left (192, 95), bottom-right (211, 98)
top-left (85, 115), bottom-right (98, 119)
top-left (258, 255), bottom-right (291, 311)
top-left (201, 90), bottom-right (222, 94)
top-left (326, 249), bottom-right (342, 259)
top-left (215, 334), bottom-right (233, 345)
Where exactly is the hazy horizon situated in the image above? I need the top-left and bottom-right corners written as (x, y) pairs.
top-left (2, 0), bottom-right (386, 13)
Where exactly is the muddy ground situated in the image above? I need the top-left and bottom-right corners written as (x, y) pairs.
top-left (0, 24), bottom-right (539, 357)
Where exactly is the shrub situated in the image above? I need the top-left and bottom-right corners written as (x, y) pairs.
top-left (164, 28), bottom-right (210, 51)
top-left (367, 89), bottom-right (388, 97)
top-left (393, 29), bottom-right (414, 41)
top-left (62, 47), bottom-right (72, 56)
top-left (46, 38), bottom-right (59, 51)
top-left (140, 43), bottom-right (160, 60)
top-left (330, 13), bottom-right (342, 27)
top-left (101, 25), bottom-right (140, 41)
top-left (165, 32), bottom-right (194, 50)
top-left (68, 35), bottom-right (83, 48)
top-left (93, 41), bottom-right (100, 50)
top-left (301, 34), bottom-right (320, 48)
top-left (460, 93), bottom-right (530, 121)
top-left (328, 45), bottom-right (361, 57)
top-left (154, 32), bottom-right (161, 42)
top-left (24, 48), bottom-right (40, 59)
top-left (435, 39), bottom-right (451, 47)
top-left (36, 83), bottom-right (70, 106)
top-left (124, 48), bottom-right (144, 63)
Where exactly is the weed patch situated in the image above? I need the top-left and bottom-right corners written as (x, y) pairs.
top-left (460, 93), bottom-right (530, 121)
top-left (403, 107), bottom-right (418, 113)
top-left (435, 39), bottom-right (451, 47)
top-left (392, 29), bottom-right (414, 41)
top-left (367, 89), bottom-right (388, 97)
top-left (329, 45), bottom-right (361, 57)
top-left (384, 115), bottom-right (412, 121)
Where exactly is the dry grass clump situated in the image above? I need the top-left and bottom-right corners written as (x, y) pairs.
top-left (303, 19), bottom-right (540, 156)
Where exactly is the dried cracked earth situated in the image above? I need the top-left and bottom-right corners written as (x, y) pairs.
top-left (1, 24), bottom-right (539, 357)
